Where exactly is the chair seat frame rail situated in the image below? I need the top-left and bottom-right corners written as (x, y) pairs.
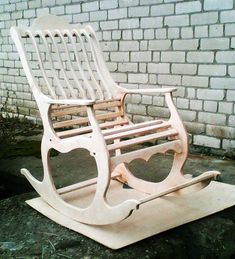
top-left (10, 15), bottom-right (220, 225)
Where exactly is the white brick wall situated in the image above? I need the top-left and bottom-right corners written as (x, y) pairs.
top-left (0, 0), bottom-right (234, 154)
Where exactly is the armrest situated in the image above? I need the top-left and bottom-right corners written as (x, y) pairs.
top-left (117, 85), bottom-right (177, 95)
top-left (44, 97), bottom-right (95, 106)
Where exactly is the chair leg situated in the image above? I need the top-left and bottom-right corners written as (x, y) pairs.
top-left (22, 135), bottom-right (139, 225)
top-left (112, 92), bottom-right (217, 195)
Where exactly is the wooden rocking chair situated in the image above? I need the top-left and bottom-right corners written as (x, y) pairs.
top-left (10, 15), bottom-right (223, 232)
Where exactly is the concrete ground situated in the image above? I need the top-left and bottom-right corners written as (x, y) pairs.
top-left (0, 146), bottom-right (235, 258)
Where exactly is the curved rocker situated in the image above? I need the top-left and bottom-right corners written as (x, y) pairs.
top-left (11, 15), bottom-right (220, 226)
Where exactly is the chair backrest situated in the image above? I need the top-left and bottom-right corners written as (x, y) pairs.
top-left (11, 15), bottom-right (119, 102)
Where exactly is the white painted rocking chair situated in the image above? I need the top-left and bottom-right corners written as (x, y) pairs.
top-left (11, 15), bottom-right (220, 228)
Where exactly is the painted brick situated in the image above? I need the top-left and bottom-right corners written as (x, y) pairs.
top-left (133, 29), bottom-right (143, 40)
top-left (225, 24), bottom-right (235, 36)
top-left (82, 1), bottom-right (98, 12)
top-left (153, 96), bottom-right (164, 106)
top-left (228, 66), bottom-right (235, 77)
top-left (201, 38), bottom-right (229, 50)
top-left (172, 64), bottom-right (197, 75)
top-left (108, 8), bottom-right (127, 20)
top-left (101, 41), bottom-right (118, 51)
top-left (231, 37), bottom-right (235, 49)
top-left (216, 51), bottom-right (235, 63)
top-left (128, 73), bottom-right (148, 84)
top-left (218, 102), bottom-right (233, 114)
top-left (191, 12), bottom-right (218, 25)
top-left (151, 4), bottom-right (174, 16)
top-left (168, 28), bottom-right (180, 39)
top-left (118, 63), bottom-right (138, 73)
top-left (156, 28), bottom-right (167, 39)
top-left (173, 39), bottom-right (199, 50)
top-left (90, 10), bottom-right (107, 21)
top-left (194, 135), bottom-right (220, 149)
top-left (142, 95), bottom-right (153, 105)
top-left (144, 29), bottom-right (154, 39)
top-left (73, 13), bottom-right (89, 23)
top-left (119, 18), bottom-right (139, 29)
top-left (100, 20), bottom-right (118, 30)
top-left (228, 116), bottom-right (235, 127)
top-left (110, 52), bottom-right (129, 62)
top-left (120, 41), bottom-right (139, 51)
top-left (148, 63), bottom-right (170, 74)
top-left (138, 63), bottom-right (147, 73)
top-left (207, 125), bottom-right (235, 139)
top-left (140, 0), bottom-right (163, 5)
top-left (112, 30), bottom-right (121, 40)
top-left (37, 8), bottom-right (50, 17)
top-left (149, 74), bottom-right (157, 84)
top-left (182, 76), bottom-right (208, 88)
top-left (148, 106), bottom-right (170, 118)
top-left (197, 89), bottom-right (224, 100)
top-left (190, 100), bottom-right (203, 111)
top-left (158, 75), bottom-right (181, 86)
top-left (204, 101), bottom-right (218, 112)
top-left (65, 4), bottom-right (81, 14)
top-left (106, 62), bottom-right (117, 72)
top-left (176, 1), bottom-right (201, 14)
top-left (195, 25), bottom-right (208, 38)
top-left (161, 51), bottom-right (185, 62)
top-left (23, 9), bottom-right (36, 18)
top-left (177, 98), bottom-right (189, 109)
top-left (153, 52), bottom-right (160, 62)
top-left (227, 90), bottom-right (235, 101)
top-left (187, 51), bottom-right (214, 63)
top-left (165, 0), bottom-right (183, 2)
top-left (140, 17), bottom-right (163, 28)
top-left (209, 24), bottom-right (223, 37)
top-left (165, 15), bottom-right (189, 27)
top-left (204, 0), bottom-right (233, 11)
top-left (149, 40), bottom-right (171, 50)
top-left (198, 65), bottom-right (226, 76)
top-left (131, 51), bottom-right (152, 62)
top-left (127, 104), bottom-right (146, 115)
top-left (220, 10), bottom-right (235, 23)
top-left (184, 122), bottom-right (205, 134)
top-left (198, 112), bottom-right (226, 126)
top-left (129, 6), bottom-right (149, 17)
top-left (222, 139), bottom-right (235, 150)
top-left (111, 72), bottom-right (127, 82)
top-left (179, 110), bottom-right (196, 122)
top-left (211, 78), bottom-right (235, 90)
top-left (181, 27), bottom-right (193, 39)
top-left (119, 0), bottom-right (139, 7)
top-left (122, 30), bottom-right (132, 40)
top-left (100, 0), bottom-right (118, 9)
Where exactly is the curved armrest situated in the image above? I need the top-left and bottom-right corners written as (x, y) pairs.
top-left (117, 85), bottom-right (177, 95)
top-left (44, 97), bottom-right (95, 106)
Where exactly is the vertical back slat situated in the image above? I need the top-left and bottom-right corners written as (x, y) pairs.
top-left (48, 30), bottom-right (77, 99)
top-left (57, 29), bottom-right (87, 99)
top-left (72, 29), bottom-right (103, 100)
top-left (40, 30), bottom-right (67, 99)
top-left (27, 30), bottom-right (57, 99)
top-left (81, 28), bottom-right (112, 99)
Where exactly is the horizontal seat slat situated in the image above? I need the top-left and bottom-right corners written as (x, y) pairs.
top-left (101, 119), bottom-right (164, 137)
top-left (51, 99), bottom-right (122, 117)
top-left (53, 110), bottom-right (124, 129)
top-left (107, 128), bottom-right (178, 151)
top-left (57, 119), bottom-right (129, 138)
top-left (104, 121), bottom-right (171, 141)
